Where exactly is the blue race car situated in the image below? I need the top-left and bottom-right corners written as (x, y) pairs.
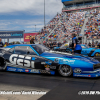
top-left (0, 44), bottom-right (100, 78)
top-left (54, 43), bottom-right (100, 57)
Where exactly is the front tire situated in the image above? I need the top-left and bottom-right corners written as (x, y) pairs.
top-left (58, 65), bottom-right (73, 77)
top-left (0, 57), bottom-right (6, 70)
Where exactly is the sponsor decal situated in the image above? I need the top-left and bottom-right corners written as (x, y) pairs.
top-left (30, 69), bottom-right (40, 73)
top-left (17, 69), bottom-right (24, 72)
top-left (9, 54), bottom-right (35, 68)
top-left (44, 65), bottom-right (50, 71)
top-left (63, 59), bottom-right (75, 64)
top-left (74, 68), bottom-right (82, 73)
top-left (54, 58), bottom-right (59, 63)
top-left (74, 74), bottom-right (91, 77)
top-left (88, 75), bottom-right (91, 77)
top-left (7, 66), bottom-right (40, 74)
top-left (41, 62), bottom-right (46, 64)
top-left (45, 61), bottom-right (52, 65)
top-left (45, 68), bottom-right (50, 71)
top-left (40, 70), bottom-right (51, 74)
top-left (7, 67), bottom-right (16, 71)
top-left (50, 66), bottom-right (56, 69)
top-left (59, 59), bottom-right (63, 63)
top-left (59, 59), bottom-right (75, 64)
top-left (25, 69), bottom-right (29, 72)
top-left (44, 65), bottom-right (50, 68)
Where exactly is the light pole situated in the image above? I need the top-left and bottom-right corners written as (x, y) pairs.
top-left (44, 0), bottom-right (45, 26)
top-left (35, 25), bottom-right (36, 32)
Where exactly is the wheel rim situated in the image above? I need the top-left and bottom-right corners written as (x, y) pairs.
top-left (59, 65), bottom-right (72, 76)
top-left (0, 59), bottom-right (6, 68)
top-left (95, 53), bottom-right (100, 57)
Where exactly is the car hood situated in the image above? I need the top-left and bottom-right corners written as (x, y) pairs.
top-left (40, 50), bottom-right (99, 63)
top-left (82, 48), bottom-right (95, 51)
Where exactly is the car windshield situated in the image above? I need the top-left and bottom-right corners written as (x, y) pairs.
top-left (32, 45), bottom-right (50, 55)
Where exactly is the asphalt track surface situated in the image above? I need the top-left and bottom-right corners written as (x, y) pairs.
top-left (0, 70), bottom-right (100, 100)
top-left (0, 58), bottom-right (100, 100)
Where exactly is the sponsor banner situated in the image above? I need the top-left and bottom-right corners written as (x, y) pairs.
top-left (24, 33), bottom-right (38, 42)
top-left (0, 31), bottom-right (24, 39)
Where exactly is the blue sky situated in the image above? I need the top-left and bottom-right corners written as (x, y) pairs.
top-left (0, 0), bottom-right (63, 33)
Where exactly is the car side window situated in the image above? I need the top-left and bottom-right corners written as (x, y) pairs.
top-left (14, 46), bottom-right (27, 55)
top-left (26, 46), bottom-right (37, 55)
top-left (8, 48), bottom-right (14, 53)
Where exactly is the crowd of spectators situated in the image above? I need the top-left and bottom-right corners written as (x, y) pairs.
top-left (36, 13), bottom-right (63, 42)
top-left (85, 9), bottom-right (100, 39)
top-left (43, 41), bottom-right (62, 49)
top-left (47, 11), bottom-right (85, 42)
top-left (35, 8), bottom-right (100, 44)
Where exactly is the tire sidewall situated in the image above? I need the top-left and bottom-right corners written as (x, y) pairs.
top-left (58, 65), bottom-right (73, 77)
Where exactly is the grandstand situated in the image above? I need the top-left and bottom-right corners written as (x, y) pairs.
top-left (36, 0), bottom-right (100, 44)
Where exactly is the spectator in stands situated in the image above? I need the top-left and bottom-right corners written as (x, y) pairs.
top-left (88, 42), bottom-right (92, 47)
top-left (0, 38), bottom-right (4, 47)
top-left (4, 42), bottom-right (9, 47)
top-left (92, 42), bottom-right (95, 47)
top-left (97, 43), bottom-right (100, 48)
top-left (30, 35), bottom-right (35, 44)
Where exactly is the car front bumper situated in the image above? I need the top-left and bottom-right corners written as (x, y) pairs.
top-left (73, 69), bottom-right (100, 78)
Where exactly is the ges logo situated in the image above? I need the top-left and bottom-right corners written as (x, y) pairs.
top-left (9, 54), bottom-right (35, 68)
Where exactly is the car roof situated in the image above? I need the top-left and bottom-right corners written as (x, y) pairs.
top-left (5, 44), bottom-right (40, 48)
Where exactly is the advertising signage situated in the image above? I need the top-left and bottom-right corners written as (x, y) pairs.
top-left (62, 0), bottom-right (73, 3)
top-left (0, 31), bottom-right (24, 39)
top-left (24, 33), bottom-right (38, 42)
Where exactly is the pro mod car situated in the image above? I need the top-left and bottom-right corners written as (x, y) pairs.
top-left (54, 43), bottom-right (100, 57)
top-left (0, 44), bottom-right (100, 78)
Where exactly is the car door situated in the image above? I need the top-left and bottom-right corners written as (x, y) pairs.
top-left (81, 48), bottom-right (88, 55)
top-left (6, 46), bottom-right (43, 70)
top-left (3, 46), bottom-right (28, 68)
top-left (81, 45), bottom-right (89, 56)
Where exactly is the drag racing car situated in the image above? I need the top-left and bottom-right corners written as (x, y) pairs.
top-left (0, 44), bottom-right (100, 78)
top-left (54, 43), bottom-right (100, 57)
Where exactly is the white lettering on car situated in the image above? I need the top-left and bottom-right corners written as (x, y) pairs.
top-left (9, 54), bottom-right (35, 68)
top-left (9, 54), bottom-right (18, 65)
